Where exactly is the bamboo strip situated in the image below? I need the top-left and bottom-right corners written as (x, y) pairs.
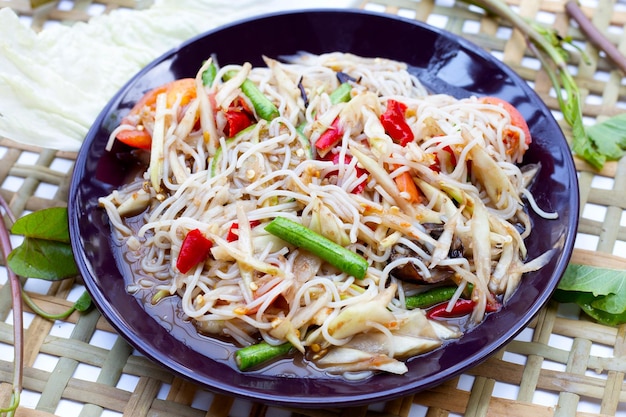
top-left (1, 0), bottom-right (626, 416)
top-left (122, 376), bottom-right (161, 417)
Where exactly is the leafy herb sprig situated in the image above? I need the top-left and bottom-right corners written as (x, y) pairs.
top-left (465, 0), bottom-right (623, 169)
top-left (0, 202), bottom-right (91, 416)
top-left (462, 0), bottom-right (626, 324)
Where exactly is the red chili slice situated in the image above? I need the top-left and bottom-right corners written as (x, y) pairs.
top-left (176, 229), bottom-right (213, 274)
top-left (380, 99), bottom-right (414, 146)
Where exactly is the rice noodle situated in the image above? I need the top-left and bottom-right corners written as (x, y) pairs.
top-left (99, 52), bottom-right (556, 377)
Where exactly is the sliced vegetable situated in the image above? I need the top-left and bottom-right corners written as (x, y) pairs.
top-left (149, 93), bottom-right (167, 192)
top-left (164, 78), bottom-right (196, 108)
top-left (176, 228), bottom-right (213, 274)
top-left (467, 139), bottom-right (521, 209)
top-left (308, 198), bottom-right (351, 246)
top-left (265, 216), bottom-right (368, 279)
top-left (316, 347), bottom-right (408, 375)
top-left (430, 145), bottom-right (457, 173)
top-left (115, 125), bottom-right (153, 150)
top-left (427, 299), bottom-right (475, 319)
top-left (116, 83), bottom-right (170, 149)
top-left (295, 124), bottom-right (314, 159)
top-left (223, 70), bottom-right (279, 121)
top-left (327, 284), bottom-right (397, 339)
top-left (235, 341), bottom-right (293, 371)
top-left (427, 297), bottom-right (500, 319)
top-left (380, 99), bottom-right (414, 146)
top-left (209, 124), bottom-right (257, 177)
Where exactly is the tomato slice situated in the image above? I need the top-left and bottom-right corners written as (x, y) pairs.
top-left (115, 129), bottom-right (152, 150)
top-left (115, 78), bottom-right (197, 149)
top-left (479, 96), bottom-right (532, 146)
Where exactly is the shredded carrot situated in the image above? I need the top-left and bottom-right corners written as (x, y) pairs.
top-left (394, 171), bottom-right (421, 204)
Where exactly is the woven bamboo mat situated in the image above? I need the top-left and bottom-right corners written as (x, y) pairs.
top-left (1, 0), bottom-right (626, 416)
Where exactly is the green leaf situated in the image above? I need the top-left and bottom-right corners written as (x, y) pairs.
top-left (579, 301), bottom-right (626, 326)
top-left (554, 264), bottom-right (626, 325)
top-left (587, 113), bottom-right (626, 160)
top-left (73, 291), bottom-right (92, 312)
top-left (567, 95), bottom-right (606, 170)
top-left (590, 292), bottom-right (626, 315)
top-left (554, 290), bottom-right (626, 326)
top-left (558, 264), bottom-right (626, 297)
top-left (7, 237), bottom-right (78, 280)
top-left (11, 207), bottom-right (70, 243)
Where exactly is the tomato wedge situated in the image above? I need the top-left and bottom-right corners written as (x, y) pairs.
top-left (116, 78), bottom-right (197, 150)
top-left (479, 96), bottom-right (532, 147)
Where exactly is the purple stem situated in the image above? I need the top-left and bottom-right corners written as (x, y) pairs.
top-left (566, 0), bottom-right (626, 74)
top-left (0, 196), bottom-right (23, 409)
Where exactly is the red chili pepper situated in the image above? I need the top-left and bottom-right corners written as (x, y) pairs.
top-left (427, 298), bottom-right (500, 319)
top-left (315, 118), bottom-right (343, 157)
top-left (226, 220), bottom-right (261, 242)
top-left (380, 99), bottom-right (414, 146)
top-left (176, 229), bottom-right (213, 274)
top-left (223, 97), bottom-right (255, 137)
top-left (224, 110), bottom-right (254, 137)
top-left (430, 145), bottom-right (457, 172)
top-left (427, 299), bottom-right (475, 319)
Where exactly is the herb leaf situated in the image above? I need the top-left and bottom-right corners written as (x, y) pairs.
top-left (587, 113), bottom-right (626, 161)
top-left (558, 264), bottom-right (626, 297)
top-left (8, 207), bottom-right (78, 280)
top-left (554, 264), bottom-right (626, 325)
top-left (7, 237), bottom-right (78, 280)
top-left (11, 206), bottom-right (70, 243)
top-left (553, 290), bottom-right (626, 326)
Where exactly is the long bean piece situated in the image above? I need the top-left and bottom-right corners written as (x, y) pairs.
top-left (265, 216), bottom-right (368, 279)
top-left (235, 341), bottom-right (293, 371)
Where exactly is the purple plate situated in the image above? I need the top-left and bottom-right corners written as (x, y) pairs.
top-left (68, 9), bottom-right (578, 407)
